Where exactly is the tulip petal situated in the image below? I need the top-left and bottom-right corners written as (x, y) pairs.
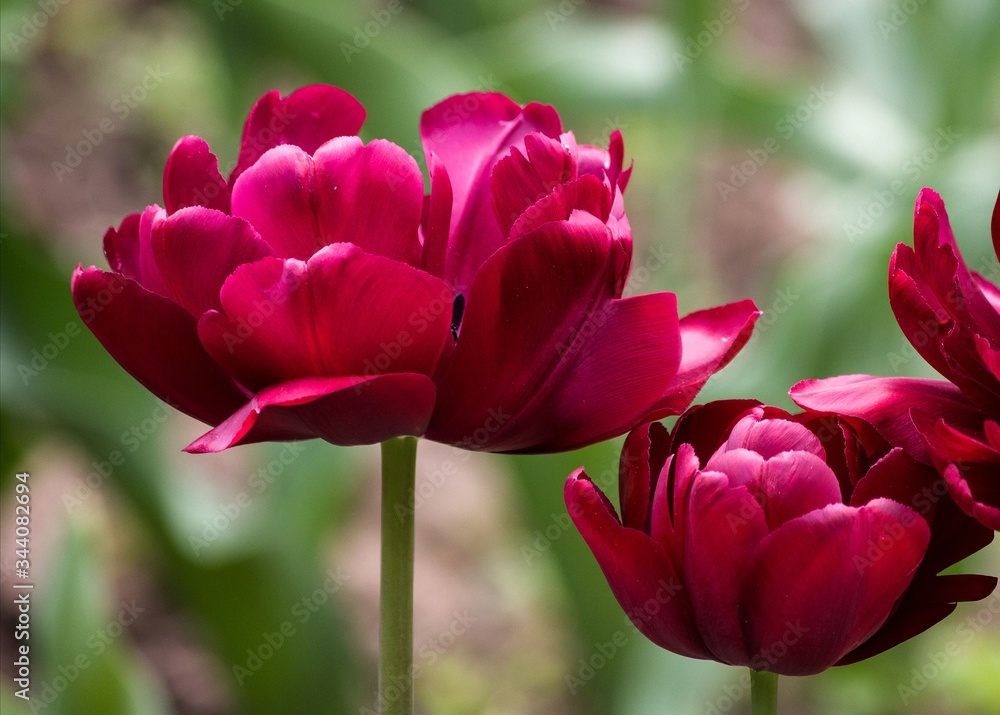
top-left (421, 152), bottom-right (452, 279)
top-left (184, 374), bottom-right (436, 452)
top-left (152, 207), bottom-right (273, 317)
top-left (230, 85), bottom-right (366, 184)
top-left (565, 472), bottom-right (709, 659)
top-left (231, 139), bottom-right (424, 264)
top-left (420, 92), bottom-right (562, 292)
top-left (427, 212), bottom-right (682, 451)
top-left (720, 414), bottom-right (826, 461)
top-left (72, 267), bottom-right (247, 425)
top-left (684, 471), bottom-right (768, 665)
top-left (490, 133), bottom-right (577, 238)
top-left (163, 135), bottom-right (230, 214)
top-left (198, 244), bottom-right (451, 391)
top-left (653, 300), bottom-right (760, 415)
top-left (942, 462), bottom-right (1000, 531)
top-left (619, 421), bottom-right (671, 531)
top-left (669, 400), bottom-right (763, 467)
top-left (741, 500), bottom-right (930, 676)
top-left (790, 375), bottom-right (989, 464)
top-left (230, 145), bottom-right (319, 259)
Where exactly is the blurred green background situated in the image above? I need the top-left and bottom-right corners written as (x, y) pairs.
top-left (1, 0), bottom-right (999, 713)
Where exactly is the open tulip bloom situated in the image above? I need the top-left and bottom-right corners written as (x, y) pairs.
top-left (792, 189), bottom-right (1000, 530)
top-left (72, 85), bottom-right (759, 714)
top-left (566, 400), bottom-right (996, 708)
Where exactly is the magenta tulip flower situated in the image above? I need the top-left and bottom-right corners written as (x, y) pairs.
top-left (74, 87), bottom-right (759, 454)
top-left (565, 401), bottom-right (996, 676)
top-left (792, 189), bottom-right (1000, 529)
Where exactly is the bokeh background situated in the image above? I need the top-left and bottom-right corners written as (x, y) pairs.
top-left (2, 0), bottom-right (999, 713)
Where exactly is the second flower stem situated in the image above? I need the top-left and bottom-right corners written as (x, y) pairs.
top-left (750, 669), bottom-right (778, 715)
top-left (379, 436), bottom-right (418, 715)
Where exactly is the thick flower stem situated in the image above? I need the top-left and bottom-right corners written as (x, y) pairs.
top-left (379, 436), bottom-right (418, 715)
top-left (750, 670), bottom-right (778, 715)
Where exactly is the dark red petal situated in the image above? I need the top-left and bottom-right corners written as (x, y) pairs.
top-left (184, 374), bottom-right (436, 452)
top-left (163, 135), bottom-right (230, 214)
top-left (420, 153), bottom-right (452, 279)
top-left (152, 207), bottom-right (273, 316)
top-left (420, 92), bottom-right (562, 293)
top-left (684, 472), bottom-right (768, 665)
top-left (565, 473), bottom-right (709, 659)
top-left (669, 399), bottom-right (763, 467)
top-left (72, 266), bottom-right (247, 425)
top-left (198, 244), bottom-right (451, 391)
top-left (740, 500), bottom-right (929, 676)
top-left (230, 85), bottom-right (366, 184)
top-left (618, 422), bottom-right (671, 531)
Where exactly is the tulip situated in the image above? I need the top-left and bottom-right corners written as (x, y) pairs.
top-left (74, 87), bottom-right (760, 454)
top-left (565, 401), bottom-right (996, 677)
top-left (792, 189), bottom-right (1000, 529)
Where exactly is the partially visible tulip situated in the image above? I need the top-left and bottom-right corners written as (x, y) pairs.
top-left (792, 189), bottom-right (1000, 529)
top-left (565, 401), bottom-right (996, 676)
top-left (75, 87), bottom-right (760, 454)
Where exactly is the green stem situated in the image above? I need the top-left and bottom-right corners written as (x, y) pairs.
top-left (750, 669), bottom-right (778, 715)
top-left (379, 436), bottom-right (418, 715)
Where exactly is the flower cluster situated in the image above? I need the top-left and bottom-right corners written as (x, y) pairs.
top-left (74, 86), bottom-right (758, 454)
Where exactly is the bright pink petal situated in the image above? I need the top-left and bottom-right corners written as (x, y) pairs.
top-left (163, 135), bottom-right (230, 214)
top-left (230, 85), bottom-right (366, 184)
top-left (420, 92), bottom-right (562, 293)
top-left (103, 213), bottom-right (142, 282)
top-left (720, 413), bottom-right (826, 461)
top-left (508, 175), bottom-right (612, 242)
top-left (652, 300), bottom-right (760, 415)
top-left (790, 375), bottom-right (988, 464)
top-left (184, 374), bottom-right (436, 452)
top-left (669, 400), bottom-right (763, 467)
top-left (310, 137), bottom-right (423, 264)
top-left (758, 452), bottom-right (842, 529)
top-left (565, 473), bottom-right (709, 659)
top-left (198, 244), bottom-right (451, 391)
top-left (740, 500), bottom-right (930, 676)
top-left (231, 140), bottom-right (424, 263)
top-left (152, 207), bottom-right (273, 316)
top-left (230, 145), bottom-right (319, 259)
top-left (72, 267), bottom-right (247, 425)
top-left (490, 133), bottom-right (576, 237)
